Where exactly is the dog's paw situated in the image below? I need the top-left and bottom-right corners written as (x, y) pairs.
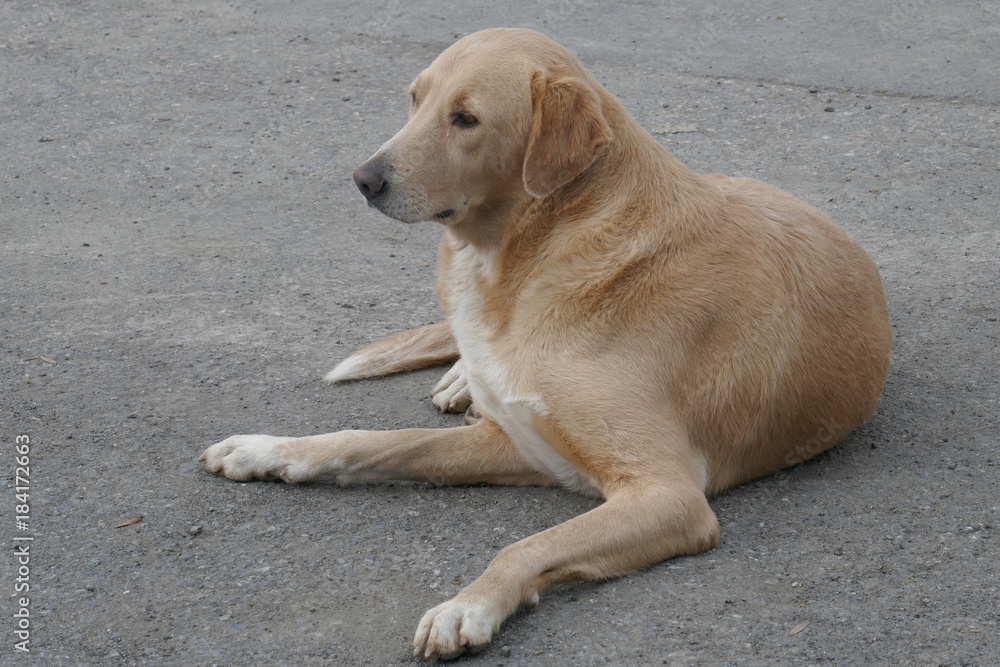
top-left (431, 361), bottom-right (473, 413)
top-left (463, 403), bottom-right (483, 425)
top-left (413, 600), bottom-right (496, 661)
top-left (199, 435), bottom-right (307, 482)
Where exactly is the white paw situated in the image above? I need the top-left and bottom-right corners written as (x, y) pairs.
top-left (431, 361), bottom-right (472, 413)
top-left (413, 600), bottom-right (496, 660)
top-left (199, 434), bottom-right (307, 482)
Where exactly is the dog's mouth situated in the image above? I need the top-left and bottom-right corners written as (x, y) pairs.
top-left (362, 195), bottom-right (458, 224)
top-left (365, 199), bottom-right (449, 225)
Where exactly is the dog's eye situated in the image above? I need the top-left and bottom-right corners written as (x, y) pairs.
top-left (452, 111), bottom-right (479, 128)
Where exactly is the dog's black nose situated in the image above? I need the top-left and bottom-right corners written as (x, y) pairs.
top-left (353, 163), bottom-right (387, 201)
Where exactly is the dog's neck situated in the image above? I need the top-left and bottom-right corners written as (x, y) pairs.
top-left (444, 196), bottom-right (533, 249)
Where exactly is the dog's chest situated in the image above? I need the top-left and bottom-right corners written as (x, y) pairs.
top-left (445, 245), bottom-right (597, 494)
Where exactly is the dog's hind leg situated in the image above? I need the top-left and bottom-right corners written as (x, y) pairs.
top-left (325, 321), bottom-right (458, 382)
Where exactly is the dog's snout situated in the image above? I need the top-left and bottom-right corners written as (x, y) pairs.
top-left (353, 163), bottom-right (387, 201)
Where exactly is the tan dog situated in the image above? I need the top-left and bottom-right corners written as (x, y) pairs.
top-left (201, 28), bottom-right (891, 660)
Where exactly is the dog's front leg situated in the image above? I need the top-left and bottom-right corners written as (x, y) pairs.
top-left (412, 479), bottom-right (720, 660)
top-left (199, 418), bottom-right (555, 487)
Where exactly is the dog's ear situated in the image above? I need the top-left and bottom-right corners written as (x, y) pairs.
top-left (523, 72), bottom-right (612, 198)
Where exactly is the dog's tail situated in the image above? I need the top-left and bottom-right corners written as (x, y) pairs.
top-left (325, 321), bottom-right (459, 383)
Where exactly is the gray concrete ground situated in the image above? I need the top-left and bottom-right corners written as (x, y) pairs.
top-left (2, 1), bottom-right (997, 664)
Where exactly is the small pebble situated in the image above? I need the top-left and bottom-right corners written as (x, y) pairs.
top-left (188, 525), bottom-right (203, 536)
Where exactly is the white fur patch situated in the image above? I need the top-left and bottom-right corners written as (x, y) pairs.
top-left (446, 243), bottom-right (598, 495)
top-left (324, 352), bottom-right (370, 383)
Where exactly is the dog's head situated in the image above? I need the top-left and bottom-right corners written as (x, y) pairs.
top-left (353, 29), bottom-right (612, 228)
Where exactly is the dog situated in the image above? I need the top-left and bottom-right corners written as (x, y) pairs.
top-left (200, 28), bottom-right (892, 660)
